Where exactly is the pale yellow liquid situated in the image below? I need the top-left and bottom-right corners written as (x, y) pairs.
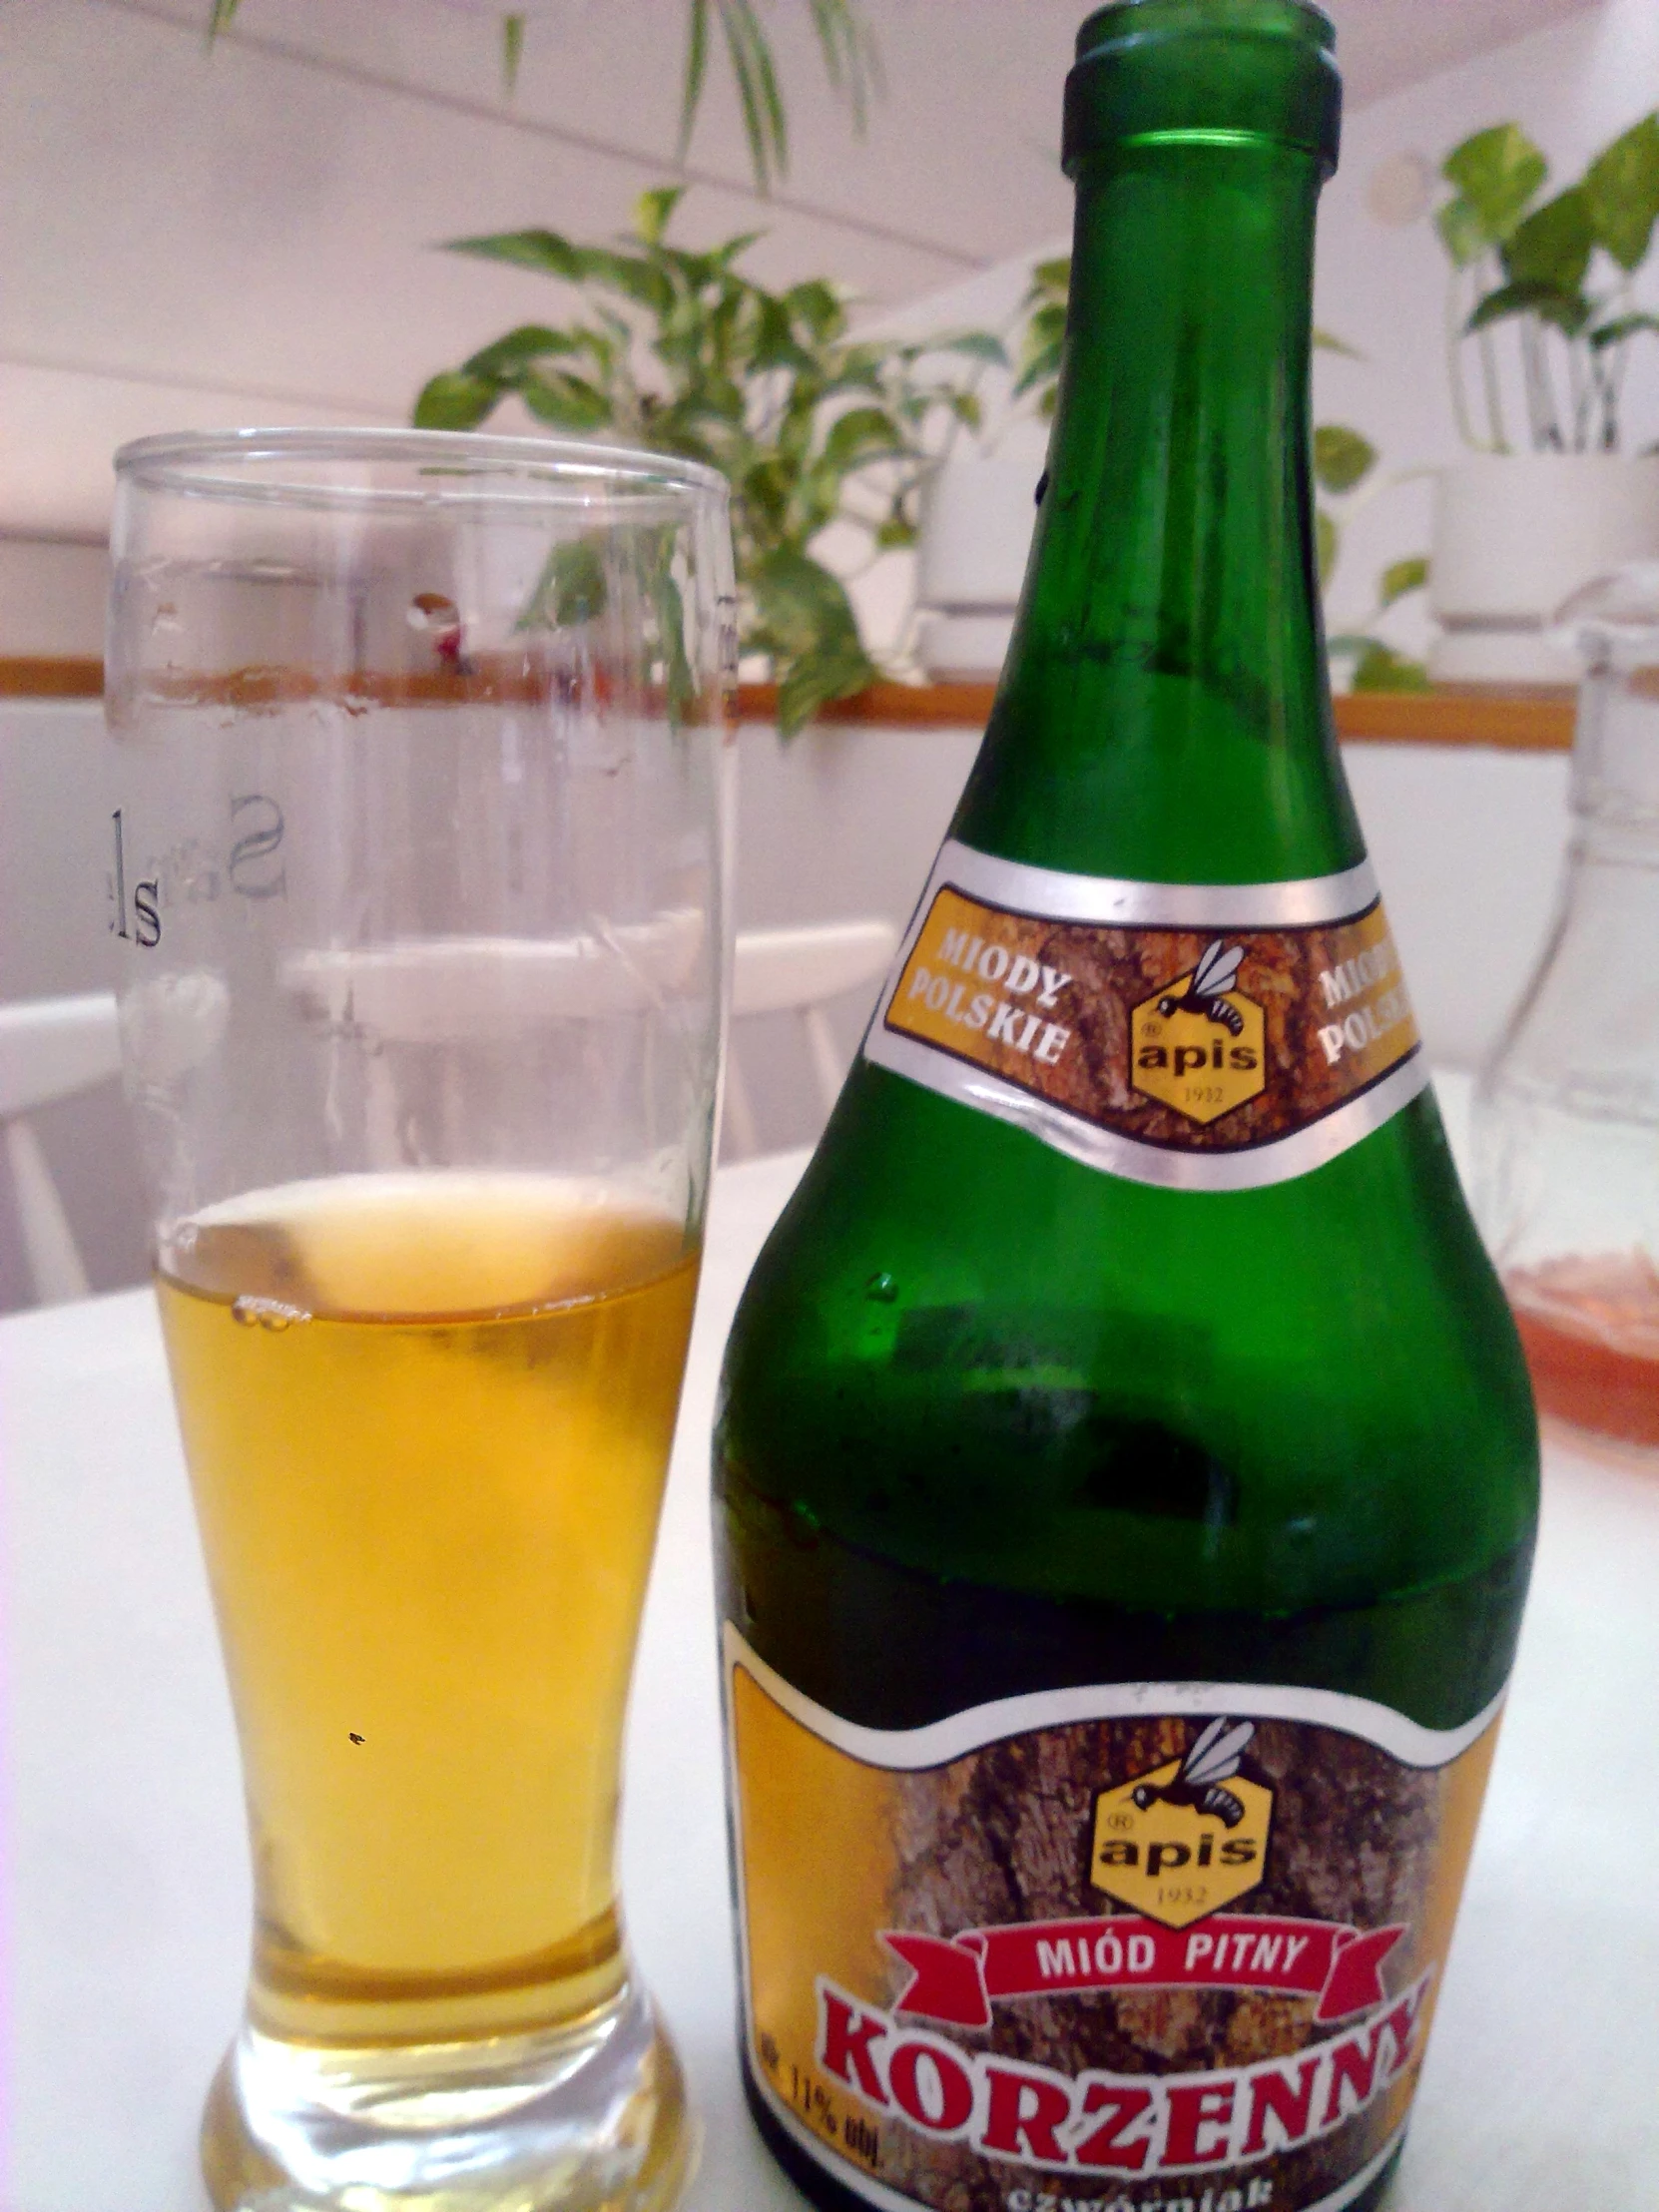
top-left (157, 1175), bottom-right (699, 2048)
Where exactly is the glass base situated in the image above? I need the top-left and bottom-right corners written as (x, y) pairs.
top-left (201, 1980), bottom-right (693, 2211)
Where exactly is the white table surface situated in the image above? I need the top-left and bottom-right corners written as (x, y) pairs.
top-left (5, 1081), bottom-right (1658, 2212)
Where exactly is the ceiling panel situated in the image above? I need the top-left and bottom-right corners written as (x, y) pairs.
top-left (101, 0), bottom-right (1600, 271)
top-left (0, 0), bottom-right (1603, 538)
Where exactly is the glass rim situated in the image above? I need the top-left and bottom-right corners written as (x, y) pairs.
top-left (112, 425), bottom-right (731, 514)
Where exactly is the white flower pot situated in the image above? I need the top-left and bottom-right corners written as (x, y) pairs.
top-left (1429, 454), bottom-right (1659, 686)
top-left (915, 457), bottom-right (1041, 680)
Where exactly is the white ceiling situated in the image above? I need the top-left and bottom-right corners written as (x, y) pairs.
top-left (0, 0), bottom-right (1601, 539)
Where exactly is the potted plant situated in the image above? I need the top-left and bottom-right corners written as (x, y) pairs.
top-left (414, 189), bottom-right (1001, 731)
top-left (915, 260), bottom-right (1427, 689)
top-left (1428, 115), bottom-right (1659, 686)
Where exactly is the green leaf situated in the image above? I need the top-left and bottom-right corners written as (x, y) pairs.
top-left (1435, 196), bottom-right (1490, 270)
top-left (784, 279), bottom-right (843, 343)
top-left (1351, 640), bottom-right (1432, 693)
top-left (776, 639), bottom-right (876, 737)
top-left (874, 508), bottom-right (917, 550)
top-left (1585, 113), bottom-right (1659, 273)
top-left (750, 546), bottom-right (862, 658)
top-left (820, 405), bottom-right (908, 476)
top-left (635, 187), bottom-right (686, 248)
top-left (721, 0), bottom-right (788, 194)
top-left (706, 230), bottom-right (766, 273)
top-left (925, 330), bottom-right (1008, 366)
top-left (1313, 326), bottom-right (1363, 357)
top-left (679, 0), bottom-right (710, 162)
top-left (949, 390), bottom-right (983, 433)
top-left (500, 14), bottom-right (524, 94)
top-left (412, 370), bottom-right (500, 430)
top-left (1503, 186), bottom-right (1593, 292)
top-left (1013, 304), bottom-right (1066, 400)
top-left (445, 229), bottom-right (586, 281)
top-left (461, 324), bottom-right (575, 377)
top-left (1312, 424), bottom-right (1378, 495)
top-left (1591, 311), bottom-right (1659, 350)
top-left (518, 369), bottom-right (615, 431)
top-left (521, 538), bottom-right (609, 630)
top-left (807, 0), bottom-right (879, 137)
top-left (1466, 278), bottom-right (1590, 337)
top-left (204, 0), bottom-right (240, 40)
top-left (553, 541), bottom-right (608, 626)
top-left (749, 295), bottom-right (815, 374)
top-left (649, 554), bottom-right (696, 724)
top-left (1441, 123), bottom-right (1547, 242)
top-left (686, 0), bottom-right (880, 194)
top-left (1379, 556), bottom-right (1429, 608)
top-left (573, 245), bottom-right (673, 311)
top-left (1315, 508), bottom-right (1338, 590)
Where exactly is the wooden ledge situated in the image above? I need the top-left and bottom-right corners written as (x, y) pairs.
top-left (0, 656), bottom-right (105, 698)
top-left (737, 681), bottom-right (1576, 750)
top-left (1334, 688), bottom-right (1573, 752)
top-left (4, 658), bottom-right (1576, 750)
top-left (733, 679), bottom-right (1000, 727)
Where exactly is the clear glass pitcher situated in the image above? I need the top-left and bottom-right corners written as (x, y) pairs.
top-left (1474, 563), bottom-right (1659, 1451)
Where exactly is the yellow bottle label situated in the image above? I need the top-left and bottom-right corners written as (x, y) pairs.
top-left (863, 842), bottom-right (1424, 1191)
top-left (725, 1627), bottom-right (1502, 2212)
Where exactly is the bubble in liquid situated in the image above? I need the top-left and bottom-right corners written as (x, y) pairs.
top-left (232, 1295), bottom-right (308, 1332)
top-left (864, 1272), bottom-right (899, 1304)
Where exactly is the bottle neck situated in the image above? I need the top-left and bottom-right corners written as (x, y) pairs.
top-left (955, 139), bottom-right (1363, 886)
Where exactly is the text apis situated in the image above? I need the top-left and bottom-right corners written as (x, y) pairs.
top-left (908, 929), bottom-right (1073, 1063)
top-left (815, 1971), bottom-right (1428, 2178)
top-left (1315, 937), bottom-right (1409, 1068)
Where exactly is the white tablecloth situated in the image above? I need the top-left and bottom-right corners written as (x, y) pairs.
top-left (4, 1095), bottom-right (1657, 2211)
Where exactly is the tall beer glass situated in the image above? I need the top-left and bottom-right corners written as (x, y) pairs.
top-left (106, 429), bottom-right (734, 2210)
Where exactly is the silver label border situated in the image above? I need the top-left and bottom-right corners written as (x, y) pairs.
top-left (918, 839), bottom-right (1381, 930)
top-left (724, 1624), bottom-right (1507, 1773)
top-left (862, 840), bottom-right (1419, 1191)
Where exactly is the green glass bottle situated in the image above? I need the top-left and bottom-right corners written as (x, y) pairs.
top-left (715, 8), bottom-right (1537, 2211)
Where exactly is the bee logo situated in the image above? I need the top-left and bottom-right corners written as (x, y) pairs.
top-left (1155, 941), bottom-right (1248, 1037)
top-left (1131, 943), bottom-right (1266, 1126)
top-left (1091, 1720), bottom-right (1275, 1928)
top-left (1130, 1716), bottom-right (1254, 1827)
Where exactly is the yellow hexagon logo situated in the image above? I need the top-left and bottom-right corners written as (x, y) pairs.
top-left (1090, 1720), bottom-right (1274, 1930)
top-left (1131, 939), bottom-right (1266, 1126)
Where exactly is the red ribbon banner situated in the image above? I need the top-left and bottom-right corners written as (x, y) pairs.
top-left (881, 1915), bottom-right (1404, 2030)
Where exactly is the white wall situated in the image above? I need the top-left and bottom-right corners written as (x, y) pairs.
top-left (0, 540), bottom-right (109, 657)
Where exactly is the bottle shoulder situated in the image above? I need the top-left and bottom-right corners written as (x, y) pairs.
top-left (732, 1065), bottom-right (1518, 1383)
top-left (719, 1066), bottom-right (1538, 1617)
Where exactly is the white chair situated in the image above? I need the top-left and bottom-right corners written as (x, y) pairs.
top-left (0, 921), bottom-right (897, 1302)
top-left (0, 992), bottom-right (123, 1306)
top-left (285, 918), bottom-right (899, 1159)
top-left (725, 919), bottom-right (898, 1159)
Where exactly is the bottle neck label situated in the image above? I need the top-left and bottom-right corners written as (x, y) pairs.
top-left (863, 840), bottom-right (1425, 1191)
top-left (725, 1623), bottom-right (1504, 2212)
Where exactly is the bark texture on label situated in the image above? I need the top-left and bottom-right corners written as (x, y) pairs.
top-left (728, 1643), bottom-right (1499, 2212)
